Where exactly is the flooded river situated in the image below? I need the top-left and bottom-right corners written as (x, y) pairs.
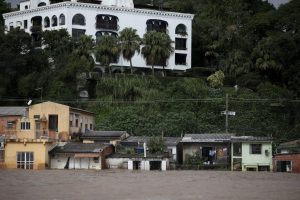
top-left (0, 169), bottom-right (299, 200)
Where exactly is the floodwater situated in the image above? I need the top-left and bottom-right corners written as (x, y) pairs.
top-left (0, 169), bottom-right (299, 200)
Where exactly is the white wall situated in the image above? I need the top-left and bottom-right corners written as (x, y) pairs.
top-left (106, 157), bottom-right (129, 169)
top-left (3, 2), bottom-right (193, 71)
top-left (51, 155), bottom-right (101, 169)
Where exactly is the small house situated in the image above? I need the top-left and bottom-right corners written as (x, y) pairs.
top-left (274, 139), bottom-right (300, 173)
top-left (181, 134), bottom-right (232, 169)
top-left (231, 136), bottom-right (273, 171)
top-left (49, 142), bottom-right (113, 170)
top-left (81, 130), bottom-right (129, 146)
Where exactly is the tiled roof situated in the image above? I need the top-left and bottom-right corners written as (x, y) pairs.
top-left (49, 142), bottom-right (111, 154)
top-left (0, 107), bottom-right (27, 116)
top-left (82, 130), bottom-right (128, 138)
top-left (277, 139), bottom-right (300, 148)
top-left (183, 134), bottom-right (233, 142)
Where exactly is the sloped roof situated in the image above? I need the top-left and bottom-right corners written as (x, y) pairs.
top-left (81, 130), bottom-right (128, 138)
top-left (121, 136), bottom-right (181, 146)
top-left (182, 134), bottom-right (233, 142)
top-left (49, 142), bottom-right (111, 154)
top-left (231, 136), bottom-right (273, 142)
top-left (0, 107), bottom-right (27, 116)
top-left (277, 139), bottom-right (300, 149)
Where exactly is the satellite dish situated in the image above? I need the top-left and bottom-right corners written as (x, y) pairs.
top-left (27, 99), bottom-right (32, 106)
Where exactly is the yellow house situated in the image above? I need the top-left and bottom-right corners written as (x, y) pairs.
top-left (4, 139), bottom-right (54, 169)
top-left (17, 101), bottom-right (95, 141)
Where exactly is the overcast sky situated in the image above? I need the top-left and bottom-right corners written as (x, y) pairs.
top-left (5, 0), bottom-right (292, 8)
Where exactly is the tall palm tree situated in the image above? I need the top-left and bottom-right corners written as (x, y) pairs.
top-left (94, 35), bottom-right (120, 77)
top-left (118, 27), bottom-right (141, 74)
top-left (160, 33), bottom-right (174, 77)
top-left (141, 31), bottom-right (174, 77)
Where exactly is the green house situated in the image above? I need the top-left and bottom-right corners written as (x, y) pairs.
top-left (231, 136), bottom-right (273, 172)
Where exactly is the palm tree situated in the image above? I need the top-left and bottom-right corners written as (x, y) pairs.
top-left (159, 33), bottom-right (174, 77)
top-left (94, 35), bottom-right (120, 76)
top-left (118, 27), bottom-right (141, 74)
top-left (141, 31), bottom-right (174, 77)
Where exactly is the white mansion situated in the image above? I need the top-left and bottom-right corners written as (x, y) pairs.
top-left (3, 0), bottom-right (194, 73)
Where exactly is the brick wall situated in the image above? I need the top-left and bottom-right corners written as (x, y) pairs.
top-left (100, 145), bottom-right (114, 169)
top-left (274, 154), bottom-right (300, 173)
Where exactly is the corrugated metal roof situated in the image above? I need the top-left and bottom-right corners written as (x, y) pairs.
top-left (121, 136), bottom-right (181, 146)
top-left (82, 130), bottom-right (128, 138)
top-left (49, 142), bottom-right (111, 154)
top-left (183, 134), bottom-right (233, 142)
top-left (0, 107), bottom-right (27, 116)
top-left (231, 136), bottom-right (273, 142)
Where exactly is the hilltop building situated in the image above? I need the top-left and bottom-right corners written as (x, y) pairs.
top-left (3, 0), bottom-right (194, 74)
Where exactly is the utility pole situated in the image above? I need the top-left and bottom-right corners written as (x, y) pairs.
top-left (225, 93), bottom-right (229, 134)
top-left (221, 93), bottom-right (235, 134)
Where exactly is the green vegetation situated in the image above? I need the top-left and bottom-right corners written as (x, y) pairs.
top-left (0, 1), bottom-right (299, 143)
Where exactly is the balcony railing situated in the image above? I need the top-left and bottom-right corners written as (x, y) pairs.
top-left (36, 129), bottom-right (57, 140)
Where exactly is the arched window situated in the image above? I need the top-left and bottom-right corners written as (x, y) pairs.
top-left (44, 17), bottom-right (50, 28)
top-left (16, 21), bottom-right (22, 28)
top-left (96, 14), bottom-right (118, 30)
top-left (59, 14), bottom-right (65, 25)
top-left (146, 19), bottom-right (168, 33)
top-left (38, 2), bottom-right (46, 7)
top-left (95, 31), bottom-right (118, 44)
top-left (52, 15), bottom-right (58, 27)
top-left (175, 24), bottom-right (187, 36)
top-left (72, 14), bottom-right (85, 26)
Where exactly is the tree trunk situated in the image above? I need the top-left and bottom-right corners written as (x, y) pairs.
top-left (163, 65), bottom-right (166, 77)
top-left (108, 65), bottom-right (112, 77)
top-left (152, 65), bottom-right (155, 77)
top-left (130, 59), bottom-right (133, 74)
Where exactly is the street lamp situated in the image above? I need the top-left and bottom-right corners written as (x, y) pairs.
top-left (35, 87), bottom-right (43, 101)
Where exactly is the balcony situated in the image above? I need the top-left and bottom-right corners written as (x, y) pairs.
top-left (36, 129), bottom-right (57, 140)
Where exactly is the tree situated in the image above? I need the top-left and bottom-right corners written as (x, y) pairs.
top-left (118, 27), bottom-right (141, 74)
top-left (148, 136), bottom-right (166, 154)
top-left (141, 31), bottom-right (173, 77)
top-left (207, 70), bottom-right (225, 88)
top-left (94, 35), bottom-right (120, 76)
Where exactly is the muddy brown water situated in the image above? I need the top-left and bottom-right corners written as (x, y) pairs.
top-left (0, 169), bottom-right (299, 200)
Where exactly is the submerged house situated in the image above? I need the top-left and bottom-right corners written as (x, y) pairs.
top-left (49, 142), bottom-right (113, 170)
top-left (81, 130), bottom-right (129, 145)
top-left (181, 134), bottom-right (232, 169)
top-left (274, 139), bottom-right (300, 173)
top-left (231, 136), bottom-right (273, 171)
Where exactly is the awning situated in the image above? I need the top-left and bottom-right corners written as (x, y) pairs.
top-left (74, 153), bottom-right (99, 158)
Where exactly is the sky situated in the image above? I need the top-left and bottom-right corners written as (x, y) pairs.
top-left (5, 0), bottom-right (292, 8)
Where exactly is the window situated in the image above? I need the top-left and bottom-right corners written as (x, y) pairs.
top-left (72, 28), bottom-right (86, 39)
top-left (38, 2), bottom-right (46, 7)
top-left (75, 119), bottom-right (79, 127)
top-left (72, 14), bottom-right (85, 26)
top-left (96, 14), bottom-right (118, 30)
top-left (175, 53), bottom-right (187, 65)
top-left (69, 120), bottom-right (73, 127)
top-left (52, 15), bottom-right (58, 27)
top-left (0, 149), bottom-right (4, 162)
top-left (175, 38), bottom-right (187, 50)
top-left (146, 19), bottom-right (168, 33)
top-left (93, 157), bottom-right (99, 163)
top-left (175, 24), bottom-right (187, 36)
top-left (7, 121), bottom-right (14, 129)
top-left (49, 115), bottom-right (58, 131)
top-left (90, 124), bottom-right (93, 130)
top-left (17, 152), bottom-right (34, 169)
top-left (233, 143), bottom-right (242, 156)
top-left (44, 17), bottom-right (50, 28)
top-left (24, 20), bottom-right (28, 29)
top-left (250, 144), bottom-right (262, 154)
top-left (21, 122), bottom-right (30, 130)
top-left (85, 124), bottom-right (88, 130)
top-left (59, 14), bottom-right (65, 25)
top-left (25, 5), bottom-right (28, 10)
